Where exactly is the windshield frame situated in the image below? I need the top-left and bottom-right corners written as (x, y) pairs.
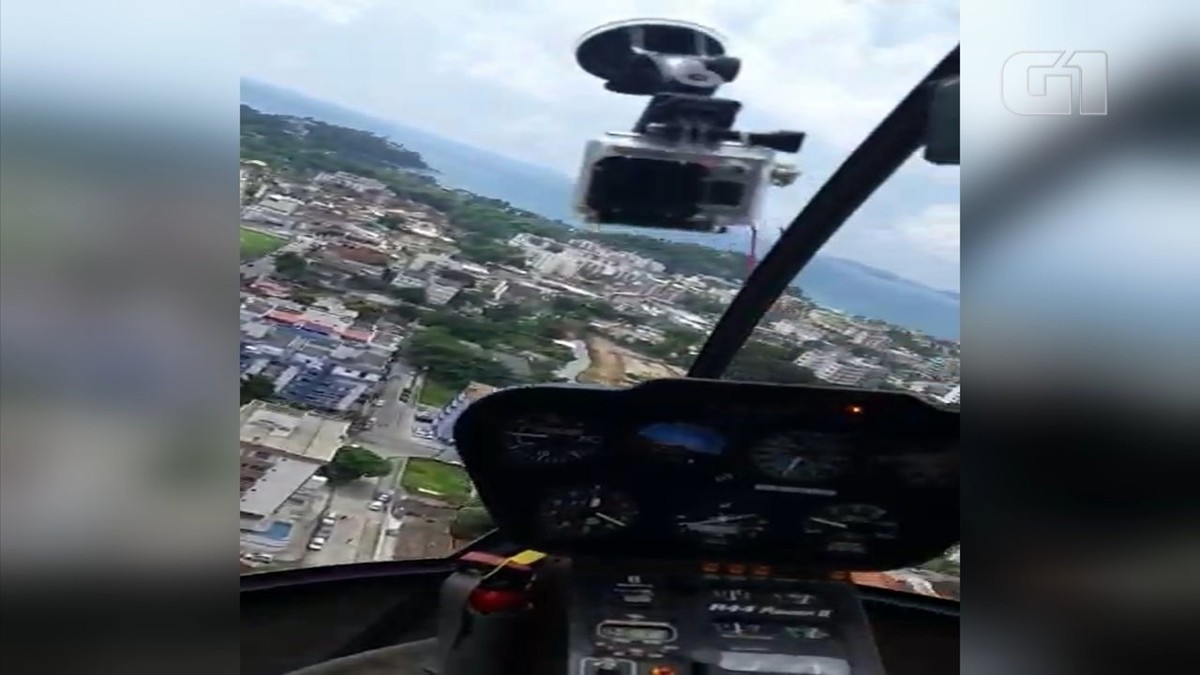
top-left (688, 45), bottom-right (960, 378)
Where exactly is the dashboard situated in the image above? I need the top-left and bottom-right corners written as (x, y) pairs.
top-left (453, 379), bottom-right (958, 571)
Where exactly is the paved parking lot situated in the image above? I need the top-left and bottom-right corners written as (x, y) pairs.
top-left (301, 479), bottom-right (387, 566)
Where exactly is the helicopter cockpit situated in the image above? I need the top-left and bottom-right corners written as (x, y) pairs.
top-left (240, 29), bottom-right (961, 675)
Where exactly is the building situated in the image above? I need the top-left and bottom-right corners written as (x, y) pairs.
top-left (794, 349), bottom-right (839, 371)
top-left (314, 171), bottom-right (387, 194)
top-left (814, 358), bottom-right (889, 388)
top-left (239, 401), bottom-right (349, 520)
top-left (240, 310), bottom-right (397, 413)
top-left (329, 244), bottom-right (391, 267)
top-left (425, 278), bottom-right (462, 306)
top-left (531, 250), bottom-right (582, 278)
top-left (431, 382), bottom-right (500, 443)
top-left (258, 194), bottom-right (304, 215)
top-left (242, 194), bottom-right (305, 227)
top-left (390, 272), bottom-right (427, 290)
top-left (939, 385), bottom-right (960, 405)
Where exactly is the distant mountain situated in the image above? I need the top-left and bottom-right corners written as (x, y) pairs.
top-left (240, 79), bottom-right (959, 339)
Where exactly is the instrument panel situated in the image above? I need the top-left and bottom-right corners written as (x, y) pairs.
top-left (453, 379), bottom-right (958, 571)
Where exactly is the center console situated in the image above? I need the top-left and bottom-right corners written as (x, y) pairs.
top-left (567, 559), bottom-right (886, 675)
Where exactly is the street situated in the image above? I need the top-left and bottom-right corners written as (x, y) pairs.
top-left (295, 364), bottom-right (460, 565)
top-left (302, 478), bottom-right (386, 566)
top-left (356, 364), bottom-right (450, 460)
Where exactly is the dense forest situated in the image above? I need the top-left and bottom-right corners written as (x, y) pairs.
top-left (240, 105), bottom-right (430, 176)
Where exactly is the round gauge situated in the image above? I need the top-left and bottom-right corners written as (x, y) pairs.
top-left (803, 503), bottom-right (899, 555)
top-left (500, 414), bottom-right (603, 465)
top-left (750, 431), bottom-right (853, 482)
top-left (537, 485), bottom-right (639, 539)
top-left (675, 502), bottom-right (769, 547)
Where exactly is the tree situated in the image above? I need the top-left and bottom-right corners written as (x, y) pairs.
top-left (450, 506), bottom-right (495, 540)
top-left (483, 303), bottom-right (525, 323)
top-left (438, 268), bottom-right (476, 287)
top-left (388, 303), bottom-right (425, 322)
top-left (320, 446), bottom-right (392, 485)
top-left (919, 555), bottom-right (960, 577)
top-left (377, 214), bottom-right (405, 230)
top-left (240, 374), bottom-right (275, 404)
top-left (848, 345), bottom-right (877, 359)
top-left (391, 286), bottom-right (426, 305)
top-left (725, 341), bottom-right (816, 384)
top-left (274, 252), bottom-right (308, 279)
top-left (680, 295), bottom-right (726, 316)
top-left (291, 289), bottom-right (318, 306)
top-left (345, 300), bottom-right (385, 323)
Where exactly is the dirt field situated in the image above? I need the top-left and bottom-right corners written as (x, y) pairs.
top-left (623, 354), bottom-right (685, 381)
top-left (580, 337), bottom-right (626, 385)
top-left (392, 515), bottom-right (456, 559)
top-left (580, 336), bottom-right (684, 385)
top-left (391, 499), bottom-right (458, 560)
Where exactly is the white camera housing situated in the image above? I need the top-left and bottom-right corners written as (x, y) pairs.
top-left (572, 132), bottom-right (782, 233)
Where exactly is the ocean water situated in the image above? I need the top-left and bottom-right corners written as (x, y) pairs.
top-left (241, 79), bottom-right (959, 339)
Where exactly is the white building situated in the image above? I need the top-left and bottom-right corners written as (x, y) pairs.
top-left (242, 194), bottom-right (306, 228)
top-left (314, 171), bottom-right (387, 194)
top-left (258, 194), bottom-right (305, 215)
top-left (794, 350), bottom-right (839, 371)
top-left (532, 251), bottom-right (582, 278)
top-left (239, 401), bottom-right (350, 521)
top-left (815, 358), bottom-right (889, 388)
top-left (939, 385), bottom-right (960, 405)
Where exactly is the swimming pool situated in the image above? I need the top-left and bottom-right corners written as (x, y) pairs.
top-left (262, 521), bottom-right (293, 541)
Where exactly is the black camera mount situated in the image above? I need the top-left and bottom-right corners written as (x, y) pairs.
top-left (575, 19), bottom-right (805, 153)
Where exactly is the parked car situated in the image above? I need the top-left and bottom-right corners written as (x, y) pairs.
top-left (307, 537), bottom-right (326, 551)
top-left (367, 500), bottom-right (384, 512)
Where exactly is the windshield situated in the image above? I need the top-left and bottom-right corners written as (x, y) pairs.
top-left (238, 1), bottom-right (959, 597)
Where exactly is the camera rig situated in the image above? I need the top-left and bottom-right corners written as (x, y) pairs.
top-left (572, 20), bottom-right (805, 233)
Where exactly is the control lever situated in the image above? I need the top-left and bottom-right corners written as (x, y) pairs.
top-left (425, 551), bottom-right (545, 675)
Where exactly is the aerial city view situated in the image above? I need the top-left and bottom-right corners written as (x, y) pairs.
top-left (236, 101), bottom-right (959, 596)
top-left (238, 3), bottom-right (959, 601)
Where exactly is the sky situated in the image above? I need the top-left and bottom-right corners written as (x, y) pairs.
top-left (241, 0), bottom-right (962, 291)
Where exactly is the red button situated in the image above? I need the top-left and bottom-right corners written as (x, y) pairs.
top-left (468, 588), bottom-right (527, 613)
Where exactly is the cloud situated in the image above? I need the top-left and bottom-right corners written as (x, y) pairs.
top-left (897, 203), bottom-right (960, 261)
top-left (241, 0), bottom-right (960, 287)
top-left (245, 0), bottom-right (958, 167)
top-left (262, 0), bottom-right (381, 25)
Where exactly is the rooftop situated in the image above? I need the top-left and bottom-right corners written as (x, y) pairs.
top-left (238, 400), bottom-right (349, 462)
top-left (352, 350), bottom-right (390, 371)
